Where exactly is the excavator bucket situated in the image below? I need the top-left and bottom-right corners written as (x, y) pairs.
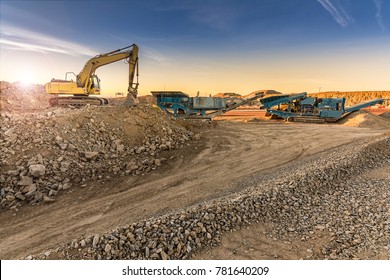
top-left (123, 90), bottom-right (139, 106)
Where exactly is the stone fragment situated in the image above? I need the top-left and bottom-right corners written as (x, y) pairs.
top-left (84, 151), bottom-right (99, 159)
top-left (161, 251), bottom-right (168, 260)
top-left (23, 184), bottom-right (37, 194)
top-left (7, 170), bottom-right (19, 176)
top-left (43, 195), bottom-right (55, 203)
top-left (159, 144), bottom-right (167, 150)
top-left (29, 164), bottom-right (46, 177)
top-left (19, 176), bottom-right (33, 186)
top-left (92, 234), bottom-right (100, 247)
top-left (104, 244), bottom-right (112, 253)
top-left (15, 193), bottom-right (26, 201)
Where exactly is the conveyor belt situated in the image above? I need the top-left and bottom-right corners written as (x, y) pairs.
top-left (345, 98), bottom-right (384, 113)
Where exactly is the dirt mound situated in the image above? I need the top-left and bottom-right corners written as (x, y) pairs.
top-left (248, 89), bottom-right (283, 97)
top-left (243, 89), bottom-right (283, 106)
top-left (246, 117), bottom-right (266, 123)
top-left (340, 110), bottom-right (390, 129)
top-left (380, 111), bottom-right (390, 120)
top-left (0, 81), bottom-right (51, 112)
top-left (138, 94), bottom-right (155, 105)
top-left (0, 105), bottom-right (198, 210)
top-left (107, 95), bottom-right (155, 106)
top-left (213, 92), bottom-right (242, 98)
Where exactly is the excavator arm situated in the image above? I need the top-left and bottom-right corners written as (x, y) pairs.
top-left (77, 44), bottom-right (139, 97)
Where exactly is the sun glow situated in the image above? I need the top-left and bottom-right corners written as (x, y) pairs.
top-left (18, 68), bottom-right (35, 87)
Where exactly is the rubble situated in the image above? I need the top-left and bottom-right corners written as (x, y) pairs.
top-left (0, 81), bottom-right (51, 112)
top-left (0, 104), bottom-right (197, 210)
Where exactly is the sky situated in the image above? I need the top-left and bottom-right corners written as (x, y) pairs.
top-left (0, 0), bottom-right (389, 97)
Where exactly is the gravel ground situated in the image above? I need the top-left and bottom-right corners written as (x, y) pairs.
top-left (29, 133), bottom-right (390, 260)
top-left (0, 105), bottom-right (197, 211)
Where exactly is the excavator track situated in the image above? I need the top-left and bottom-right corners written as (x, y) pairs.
top-left (49, 96), bottom-right (109, 107)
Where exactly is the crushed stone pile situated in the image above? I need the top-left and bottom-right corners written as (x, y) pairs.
top-left (380, 111), bottom-right (390, 120)
top-left (107, 95), bottom-right (155, 106)
top-left (0, 105), bottom-right (199, 211)
top-left (339, 110), bottom-right (390, 129)
top-left (213, 92), bottom-right (242, 98)
top-left (30, 135), bottom-right (390, 260)
top-left (0, 81), bottom-right (51, 112)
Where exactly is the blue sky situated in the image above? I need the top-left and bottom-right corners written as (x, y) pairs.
top-left (1, 0), bottom-right (389, 96)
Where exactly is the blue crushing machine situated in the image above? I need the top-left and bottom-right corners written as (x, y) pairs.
top-left (259, 92), bottom-right (385, 123)
top-left (152, 91), bottom-right (264, 119)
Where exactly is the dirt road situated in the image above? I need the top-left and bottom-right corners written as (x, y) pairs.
top-left (0, 122), bottom-right (382, 259)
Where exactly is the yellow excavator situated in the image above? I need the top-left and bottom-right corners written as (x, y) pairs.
top-left (45, 44), bottom-right (139, 106)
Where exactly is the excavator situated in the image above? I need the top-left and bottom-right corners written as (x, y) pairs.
top-left (45, 44), bottom-right (139, 106)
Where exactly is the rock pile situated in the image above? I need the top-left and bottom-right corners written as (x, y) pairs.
top-left (339, 110), bottom-right (390, 129)
top-left (0, 81), bottom-right (51, 112)
top-left (32, 135), bottom-right (389, 260)
top-left (380, 111), bottom-right (390, 120)
top-left (0, 105), bottom-right (197, 210)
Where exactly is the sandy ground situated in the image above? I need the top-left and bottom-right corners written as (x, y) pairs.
top-left (192, 222), bottom-right (329, 260)
top-left (0, 121), bottom-right (383, 259)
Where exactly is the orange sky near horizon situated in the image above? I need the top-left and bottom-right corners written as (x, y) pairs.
top-left (2, 40), bottom-right (389, 98)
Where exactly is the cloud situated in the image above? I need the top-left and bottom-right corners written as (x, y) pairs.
top-left (142, 47), bottom-right (171, 65)
top-left (0, 24), bottom-right (99, 56)
top-left (317, 0), bottom-right (353, 27)
top-left (374, 0), bottom-right (385, 30)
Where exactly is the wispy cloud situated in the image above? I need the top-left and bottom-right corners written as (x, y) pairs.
top-left (317, 0), bottom-right (353, 27)
top-left (0, 24), bottom-right (99, 56)
top-left (142, 47), bottom-right (171, 65)
top-left (374, 0), bottom-right (385, 30)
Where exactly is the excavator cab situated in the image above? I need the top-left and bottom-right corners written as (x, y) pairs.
top-left (90, 75), bottom-right (101, 93)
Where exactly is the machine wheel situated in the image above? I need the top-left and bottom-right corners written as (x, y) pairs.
top-left (287, 117), bottom-right (294, 122)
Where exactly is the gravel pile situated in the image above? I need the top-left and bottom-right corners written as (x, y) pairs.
top-left (32, 134), bottom-right (389, 260)
top-left (380, 112), bottom-right (390, 120)
top-left (339, 110), bottom-right (390, 129)
top-left (0, 81), bottom-right (50, 112)
top-left (0, 105), bottom-right (197, 210)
